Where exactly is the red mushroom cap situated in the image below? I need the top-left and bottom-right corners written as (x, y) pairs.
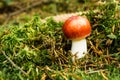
top-left (62, 16), bottom-right (91, 40)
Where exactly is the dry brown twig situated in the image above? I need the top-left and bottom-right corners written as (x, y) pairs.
top-left (4, 0), bottom-right (49, 25)
top-left (1, 50), bottom-right (28, 76)
top-left (3, 0), bottom-right (99, 25)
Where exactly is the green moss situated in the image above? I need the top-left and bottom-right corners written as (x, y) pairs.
top-left (0, 1), bottom-right (120, 80)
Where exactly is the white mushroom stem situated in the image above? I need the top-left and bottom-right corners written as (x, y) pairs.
top-left (71, 38), bottom-right (87, 60)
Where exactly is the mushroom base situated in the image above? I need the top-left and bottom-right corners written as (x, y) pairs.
top-left (71, 38), bottom-right (87, 60)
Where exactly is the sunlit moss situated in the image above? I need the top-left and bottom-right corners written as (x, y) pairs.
top-left (0, 1), bottom-right (120, 80)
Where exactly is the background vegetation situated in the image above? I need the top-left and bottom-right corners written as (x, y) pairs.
top-left (0, 0), bottom-right (120, 80)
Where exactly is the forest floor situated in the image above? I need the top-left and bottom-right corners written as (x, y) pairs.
top-left (0, 0), bottom-right (120, 80)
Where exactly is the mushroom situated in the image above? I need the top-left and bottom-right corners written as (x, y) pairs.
top-left (62, 16), bottom-right (91, 60)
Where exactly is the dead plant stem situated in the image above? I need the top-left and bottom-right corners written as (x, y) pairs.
top-left (1, 50), bottom-right (28, 76)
